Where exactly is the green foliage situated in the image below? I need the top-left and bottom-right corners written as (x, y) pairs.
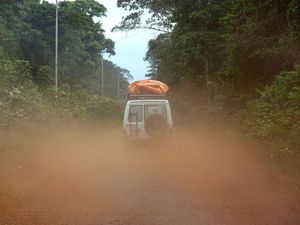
top-left (117, 0), bottom-right (300, 159)
top-left (40, 86), bottom-right (122, 123)
top-left (0, 57), bottom-right (43, 127)
top-left (35, 66), bottom-right (53, 88)
top-left (114, 0), bottom-right (174, 32)
top-left (0, 59), bottom-right (32, 88)
top-left (244, 66), bottom-right (300, 152)
top-left (118, 0), bottom-right (300, 93)
top-left (126, 0), bottom-right (233, 91)
top-left (0, 0), bottom-right (131, 128)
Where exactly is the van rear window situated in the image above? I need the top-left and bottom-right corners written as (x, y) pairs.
top-left (145, 105), bottom-right (167, 119)
top-left (128, 105), bottom-right (143, 122)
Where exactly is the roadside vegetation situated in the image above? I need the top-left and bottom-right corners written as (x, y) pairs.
top-left (0, 0), bottom-right (134, 157)
top-left (0, 0), bottom-right (131, 130)
top-left (116, 0), bottom-right (300, 172)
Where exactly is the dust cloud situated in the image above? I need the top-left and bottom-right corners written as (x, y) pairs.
top-left (0, 124), bottom-right (299, 225)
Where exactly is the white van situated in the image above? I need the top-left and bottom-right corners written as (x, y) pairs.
top-left (123, 95), bottom-right (173, 138)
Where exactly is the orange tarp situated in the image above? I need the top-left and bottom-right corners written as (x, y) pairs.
top-left (128, 80), bottom-right (169, 94)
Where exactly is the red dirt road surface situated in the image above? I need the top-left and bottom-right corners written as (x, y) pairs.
top-left (0, 126), bottom-right (300, 225)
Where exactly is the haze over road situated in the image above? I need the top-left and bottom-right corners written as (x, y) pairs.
top-left (0, 126), bottom-right (299, 225)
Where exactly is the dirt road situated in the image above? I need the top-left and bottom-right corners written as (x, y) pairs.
top-left (0, 126), bottom-right (299, 225)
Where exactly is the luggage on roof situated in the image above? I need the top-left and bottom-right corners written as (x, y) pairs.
top-left (128, 80), bottom-right (169, 94)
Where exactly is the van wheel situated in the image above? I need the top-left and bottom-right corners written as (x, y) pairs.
top-left (144, 114), bottom-right (168, 137)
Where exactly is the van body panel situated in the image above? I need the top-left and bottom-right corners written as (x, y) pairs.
top-left (123, 99), bottom-right (173, 138)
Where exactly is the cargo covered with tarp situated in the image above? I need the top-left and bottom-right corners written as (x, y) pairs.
top-left (128, 80), bottom-right (169, 94)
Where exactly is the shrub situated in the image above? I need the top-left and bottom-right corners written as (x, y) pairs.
top-left (244, 66), bottom-right (300, 152)
top-left (0, 58), bottom-right (122, 128)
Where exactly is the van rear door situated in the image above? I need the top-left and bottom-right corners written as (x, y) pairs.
top-left (127, 104), bottom-right (143, 136)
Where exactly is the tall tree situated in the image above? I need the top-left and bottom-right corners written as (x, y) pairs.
top-left (0, 0), bottom-right (131, 96)
top-left (116, 0), bottom-right (300, 105)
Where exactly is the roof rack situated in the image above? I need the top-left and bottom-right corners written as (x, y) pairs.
top-left (127, 93), bottom-right (167, 101)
